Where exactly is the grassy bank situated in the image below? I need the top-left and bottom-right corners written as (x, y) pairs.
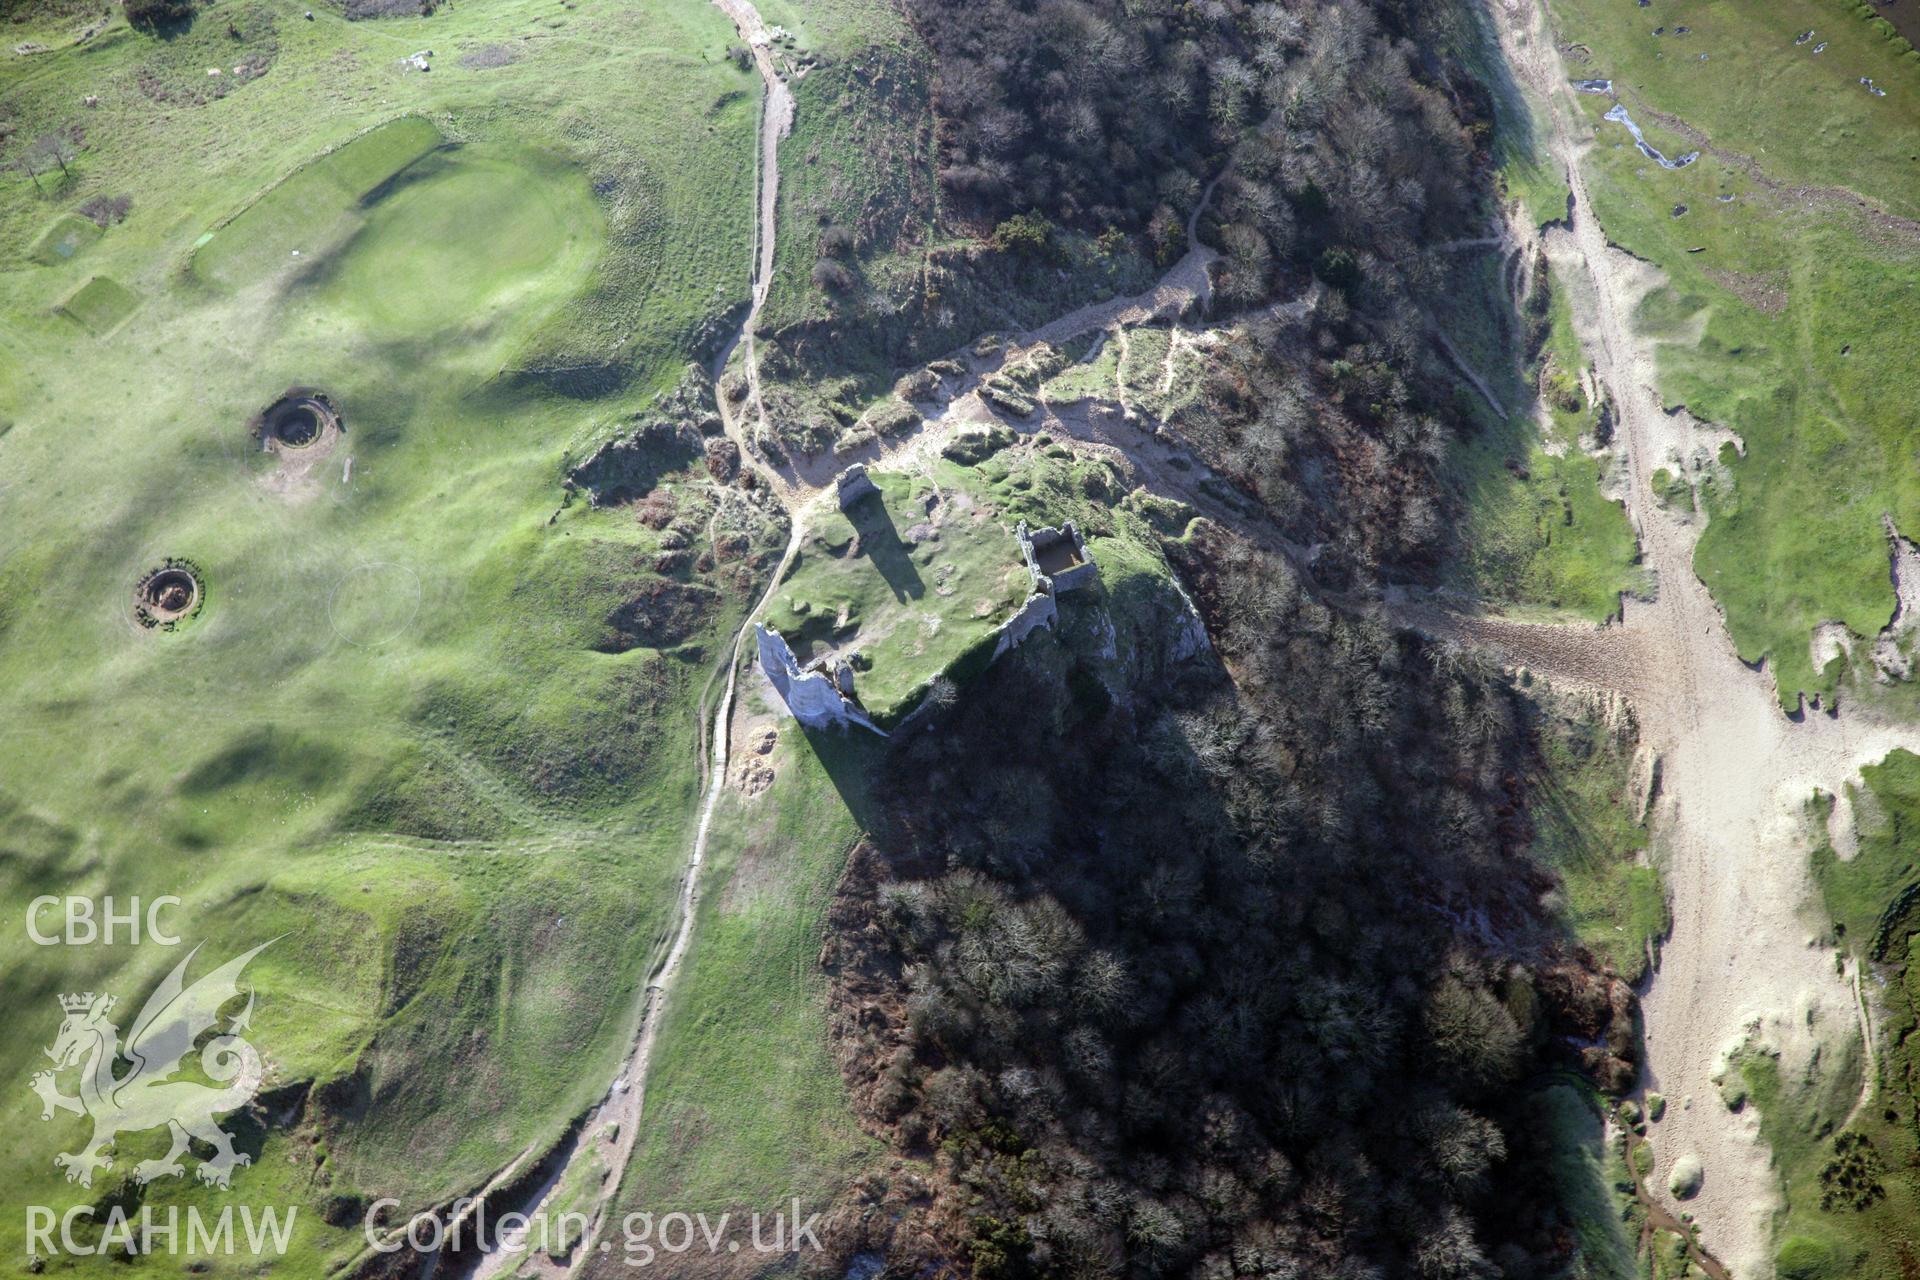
top-left (1442, 253), bottom-right (1647, 623)
top-left (1527, 696), bottom-right (1665, 983)
top-left (1551, 2), bottom-right (1920, 709)
top-left (1747, 750), bottom-right (1920, 1280)
top-left (611, 722), bottom-right (879, 1226)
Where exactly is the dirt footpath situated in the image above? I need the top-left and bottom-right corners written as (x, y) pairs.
top-left (1480, 4), bottom-right (1920, 1273)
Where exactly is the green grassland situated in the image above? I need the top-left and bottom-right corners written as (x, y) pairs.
top-left (1452, 267), bottom-right (1647, 623)
top-left (58, 273), bottom-right (140, 333)
top-left (0, 0), bottom-right (111, 56)
top-left (1761, 750), bottom-right (1920, 1280)
top-left (1040, 330), bottom-right (1123, 403)
top-left (1551, 0), bottom-right (1920, 221)
top-left (1425, 3), bottom-right (1643, 624)
top-left (188, 116), bottom-right (449, 291)
top-left (1527, 697), bottom-right (1666, 983)
top-left (1437, 246), bottom-right (1645, 623)
top-left (0, 0), bottom-right (779, 1271)
top-left (1117, 324), bottom-right (1170, 404)
top-left (744, 2), bottom-right (940, 437)
top-left (30, 212), bottom-right (102, 265)
top-left (612, 726), bottom-right (880, 1226)
top-left (747, 0), bottom-right (908, 60)
top-left (763, 466), bottom-right (1034, 725)
top-left (3, 0), bottom-right (762, 396)
top-left (1550, 4), bottom-right (1920, 709)
top-left (759, 48), bottom-right (933, 321)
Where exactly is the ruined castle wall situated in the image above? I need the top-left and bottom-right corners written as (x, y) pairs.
top-left (993, 591), bottom-right (1058, 659)
top-left (1050, 560), bottom-right (1100, 593)
top-left (836, 464), bottom-right (880, 510)
top-left (1018, 520), bottom-right (1100, 594)
top-left (754, 625), bottom-right (885, 735)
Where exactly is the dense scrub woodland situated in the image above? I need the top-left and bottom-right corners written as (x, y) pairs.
top-left (793, 4), bottom-right (1652, 1279)
top-left (825, 525), bottom-right (1638, 1280)
top-left (911, 0), bottom-right (1480, 311)
top-left (915, 0), bottom-right (1475, 251)
top-left (757, 0), bottom-right (1497, 462)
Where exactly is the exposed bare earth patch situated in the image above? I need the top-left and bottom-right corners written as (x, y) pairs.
top-left (1702, 267), bottom-right (1787, 316)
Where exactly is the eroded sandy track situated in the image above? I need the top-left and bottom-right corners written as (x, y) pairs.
top-left (1477, 4), bottom-right (1920, 1273)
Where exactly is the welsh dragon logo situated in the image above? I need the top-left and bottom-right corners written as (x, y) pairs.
top-left (29, 941), bottom-right (273, 1189)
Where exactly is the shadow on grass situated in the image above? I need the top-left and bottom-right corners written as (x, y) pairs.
top-left (845, 491), bottom-right (924, 603)
top-left (797, 718), bottom-right (889, 835)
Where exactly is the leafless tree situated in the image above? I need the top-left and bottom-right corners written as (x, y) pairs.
top-left (28, 132), bottom-right (75, 181)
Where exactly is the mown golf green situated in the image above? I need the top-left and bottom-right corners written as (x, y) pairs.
top-left (310, 147), bottom-right (600, 338)
top-left (190, 116), bottom-right (448, 292)
top-left (59, 273), bottom-right (140, 333)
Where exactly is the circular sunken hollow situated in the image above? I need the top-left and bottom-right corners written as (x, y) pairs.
top-left (136, 566), bottom-right (201, 625)
top-left (260, 392), bottom-right (341, 451)
top-left (275, 404), bottom-right (321, 446)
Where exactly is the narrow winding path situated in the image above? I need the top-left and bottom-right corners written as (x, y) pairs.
top-left (459, 7), bottom-right (802, 1272)
top-left (709, 0), bottom-right (796, 502)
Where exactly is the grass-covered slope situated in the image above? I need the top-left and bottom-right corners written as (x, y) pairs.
top-left (1425, 5), bottom-right (1643, 623)
top-left (1760, 750), bottom-right (1920, 1280)
top-left (1526, 696), bottom-right (1666, 985)
top-left (1441, 251), bottom-right (1647, 623)
top-left (188, 115), bottom-right (449, 291)
top-left (0, 0), bottom-right (779, 1270)
top-left (603, 730), bottom-right (880, 1244)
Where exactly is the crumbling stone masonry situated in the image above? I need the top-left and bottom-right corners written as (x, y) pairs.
top-left (1018, 520), bottom-right (1099, 594)
top-left (990, 521), bottom-right (1098, 658)
top-left (993, 589), bottom-right (1058, 658)
top-left (754, 624), bottom-right (887, 735)
top-left (836, 464), bottom-right (880, 511)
